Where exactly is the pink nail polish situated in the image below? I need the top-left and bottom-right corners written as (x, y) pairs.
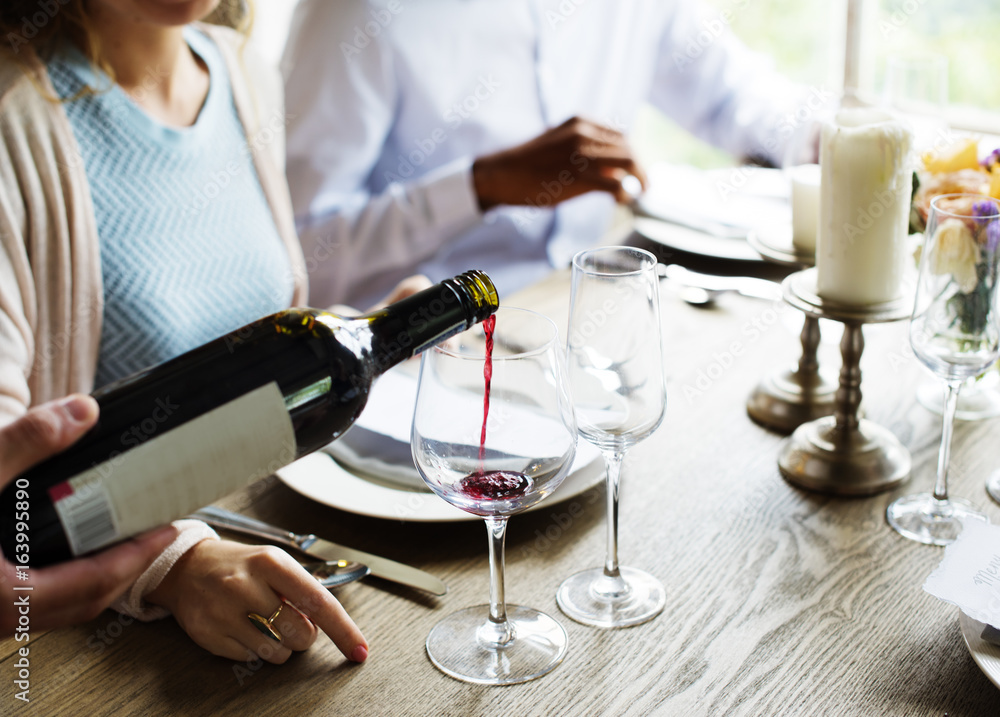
top-left (350, 645), bottom-right (368, 662)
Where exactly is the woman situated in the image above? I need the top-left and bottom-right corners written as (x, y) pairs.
top-left (0, 0), bottom-right (376, 664)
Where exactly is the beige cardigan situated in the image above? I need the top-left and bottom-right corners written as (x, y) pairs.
top-left (0, 26), bottom-right (309, 618)
top-left (0, 24), bottom-right (308, 424)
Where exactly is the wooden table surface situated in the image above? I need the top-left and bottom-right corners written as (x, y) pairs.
top-left (5, 241), bottom-right (1000, 717)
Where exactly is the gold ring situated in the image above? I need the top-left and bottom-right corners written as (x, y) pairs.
top-left (247, 601), bottom-right (285, 642)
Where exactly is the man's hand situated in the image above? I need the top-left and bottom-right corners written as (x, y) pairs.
top-left (472, 116), bottom-right (647, 211)
top-left (0, 396), bottom-right (178, 633)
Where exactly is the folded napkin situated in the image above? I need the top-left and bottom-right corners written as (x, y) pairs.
top-left (923, 519), bottom-right (1000, 640)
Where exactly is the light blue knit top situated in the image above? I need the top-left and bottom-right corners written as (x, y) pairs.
top-left (46, 28), bottom-right (294, 388)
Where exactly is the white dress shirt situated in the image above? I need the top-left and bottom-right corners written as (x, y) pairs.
top-left (283, 0), bottom-right (809, 308)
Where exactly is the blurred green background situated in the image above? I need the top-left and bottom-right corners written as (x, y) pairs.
top-left (634, 0), bottom-right (1000, 168)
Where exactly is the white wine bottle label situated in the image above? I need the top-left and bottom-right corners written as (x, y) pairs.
top-left (49, 383), bottom-right (297, 556)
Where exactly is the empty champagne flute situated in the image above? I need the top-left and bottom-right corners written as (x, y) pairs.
top-left (412, 307), bottom-right (577, 684)
top-left (557, 246), bottom-right (667, 627)
top-left (887, 194), bottom-right (1000, 545)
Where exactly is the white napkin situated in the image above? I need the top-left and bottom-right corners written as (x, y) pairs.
top-left (923, 519), bottom-right (1000, 643)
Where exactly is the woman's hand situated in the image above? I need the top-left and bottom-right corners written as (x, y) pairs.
top-left (146, 539), bottom-right (368, 664)
top-left (0, 396), bottom-right (179, 634)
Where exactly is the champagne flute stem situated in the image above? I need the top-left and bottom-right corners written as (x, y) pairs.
top-left (933, 381), bottom-right (962, 502)
top-left (482, 516), bottom-right (514, 647)
top-left (603, 450), bottom-right (625, 579)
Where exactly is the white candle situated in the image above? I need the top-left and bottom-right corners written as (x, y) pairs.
top-left (816, 109), bottom-right (913, 305)
top-left (790, 164), bottom-right (821, 253)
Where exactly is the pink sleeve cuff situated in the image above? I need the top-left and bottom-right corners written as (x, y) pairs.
top-left (110, 519), bottom-right (219, 621)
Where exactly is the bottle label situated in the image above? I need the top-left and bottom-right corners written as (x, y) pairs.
top-left (50, 383), bottom-right (297, 556)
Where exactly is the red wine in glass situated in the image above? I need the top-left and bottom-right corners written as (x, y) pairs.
top-left (460, 470), bottom-right (529, 501)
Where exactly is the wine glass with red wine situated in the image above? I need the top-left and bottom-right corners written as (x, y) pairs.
top-left (557, 246), bottom-right (667, 628)
top-left (411, 306), bottom-right (577, 685)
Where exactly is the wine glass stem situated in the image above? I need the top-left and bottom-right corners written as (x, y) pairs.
top-left (933, 381), bottom-right (962, 502)
top-left (483, 516), bottom-right (514, 646)
top-left (603, 450), bottom-right (625, 579)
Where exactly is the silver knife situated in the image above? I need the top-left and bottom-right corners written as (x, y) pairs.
top-left (193, 506), bottom-right (447, 595)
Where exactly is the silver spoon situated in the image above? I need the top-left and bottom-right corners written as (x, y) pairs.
top-left (302, 559), bottom-right (370, 588)
top-left (676, 285), bottom-right (728, 307)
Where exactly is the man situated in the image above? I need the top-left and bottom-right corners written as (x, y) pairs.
top-left (283, 0), bottom-right (815, 308)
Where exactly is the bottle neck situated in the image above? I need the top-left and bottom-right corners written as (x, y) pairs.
top-left (359, 271), bottom-right (498, 378)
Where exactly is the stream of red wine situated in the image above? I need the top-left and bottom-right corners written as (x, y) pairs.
top-left (478, 314), bottom-right (495, 463)
top-left (458, 314), bottom-right (530, 503)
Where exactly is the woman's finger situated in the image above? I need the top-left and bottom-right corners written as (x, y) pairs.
top-left (258, 598), bottom-right (318, 653)
top-left (233, 634), bottom-right (293, 665)
top-left (255, 556), bottom-right (368, 662)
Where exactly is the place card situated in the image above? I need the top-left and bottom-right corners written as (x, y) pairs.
top-left (923, 520), bottom-right (1000, 627)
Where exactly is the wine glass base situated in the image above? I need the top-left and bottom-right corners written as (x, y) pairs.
top-left (425, 605), bottom-right (567, 685)
top-left (556, 566), bottom-right (665, 628)
top-left (886, 493), bottom-right (987, 546)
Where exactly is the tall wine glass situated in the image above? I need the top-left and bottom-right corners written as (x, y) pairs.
top-left (887, 194), bottom-right (1000, 545)
top-left (557, 246), bottom-right (667, 627)
top-left (411, 307), bottom-right (577, 684)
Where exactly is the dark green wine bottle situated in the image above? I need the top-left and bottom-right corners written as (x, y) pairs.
top-left (0, 271), bottom-right (497, 566)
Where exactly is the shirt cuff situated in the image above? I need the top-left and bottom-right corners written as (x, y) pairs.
top-left (110, 519), bottom-right (220, 621)
top-left (417, 157), bottom-right (482, 231)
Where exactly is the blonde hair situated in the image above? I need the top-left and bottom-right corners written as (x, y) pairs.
top-left (1, 0), bottom-right (253, 84)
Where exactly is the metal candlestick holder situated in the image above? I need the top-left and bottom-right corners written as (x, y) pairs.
top-left (746, 231), bottom-right (837, 434)
top-left (776, 269), bottom-right (911, 496)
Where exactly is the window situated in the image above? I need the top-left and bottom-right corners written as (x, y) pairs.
top-left (860, 0), bottom-right (1000, 131)
top-left (634, 0), bottom-right (999, 168)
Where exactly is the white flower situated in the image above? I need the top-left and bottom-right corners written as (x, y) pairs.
top-left (930, 218), bottom-right (979, 292)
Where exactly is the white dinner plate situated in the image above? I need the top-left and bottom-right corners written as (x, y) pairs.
top-left (634, 164), bottom-right (792, 263)
top-left (634, 217), bottom-right (765, 262)
top-left (959, 610), bottom-right (1000, 689)
top-left (276, 451), bottom-right (605, 523)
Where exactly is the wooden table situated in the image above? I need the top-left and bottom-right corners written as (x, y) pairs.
top-left (5, 247), bottom-right (1000, 716)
